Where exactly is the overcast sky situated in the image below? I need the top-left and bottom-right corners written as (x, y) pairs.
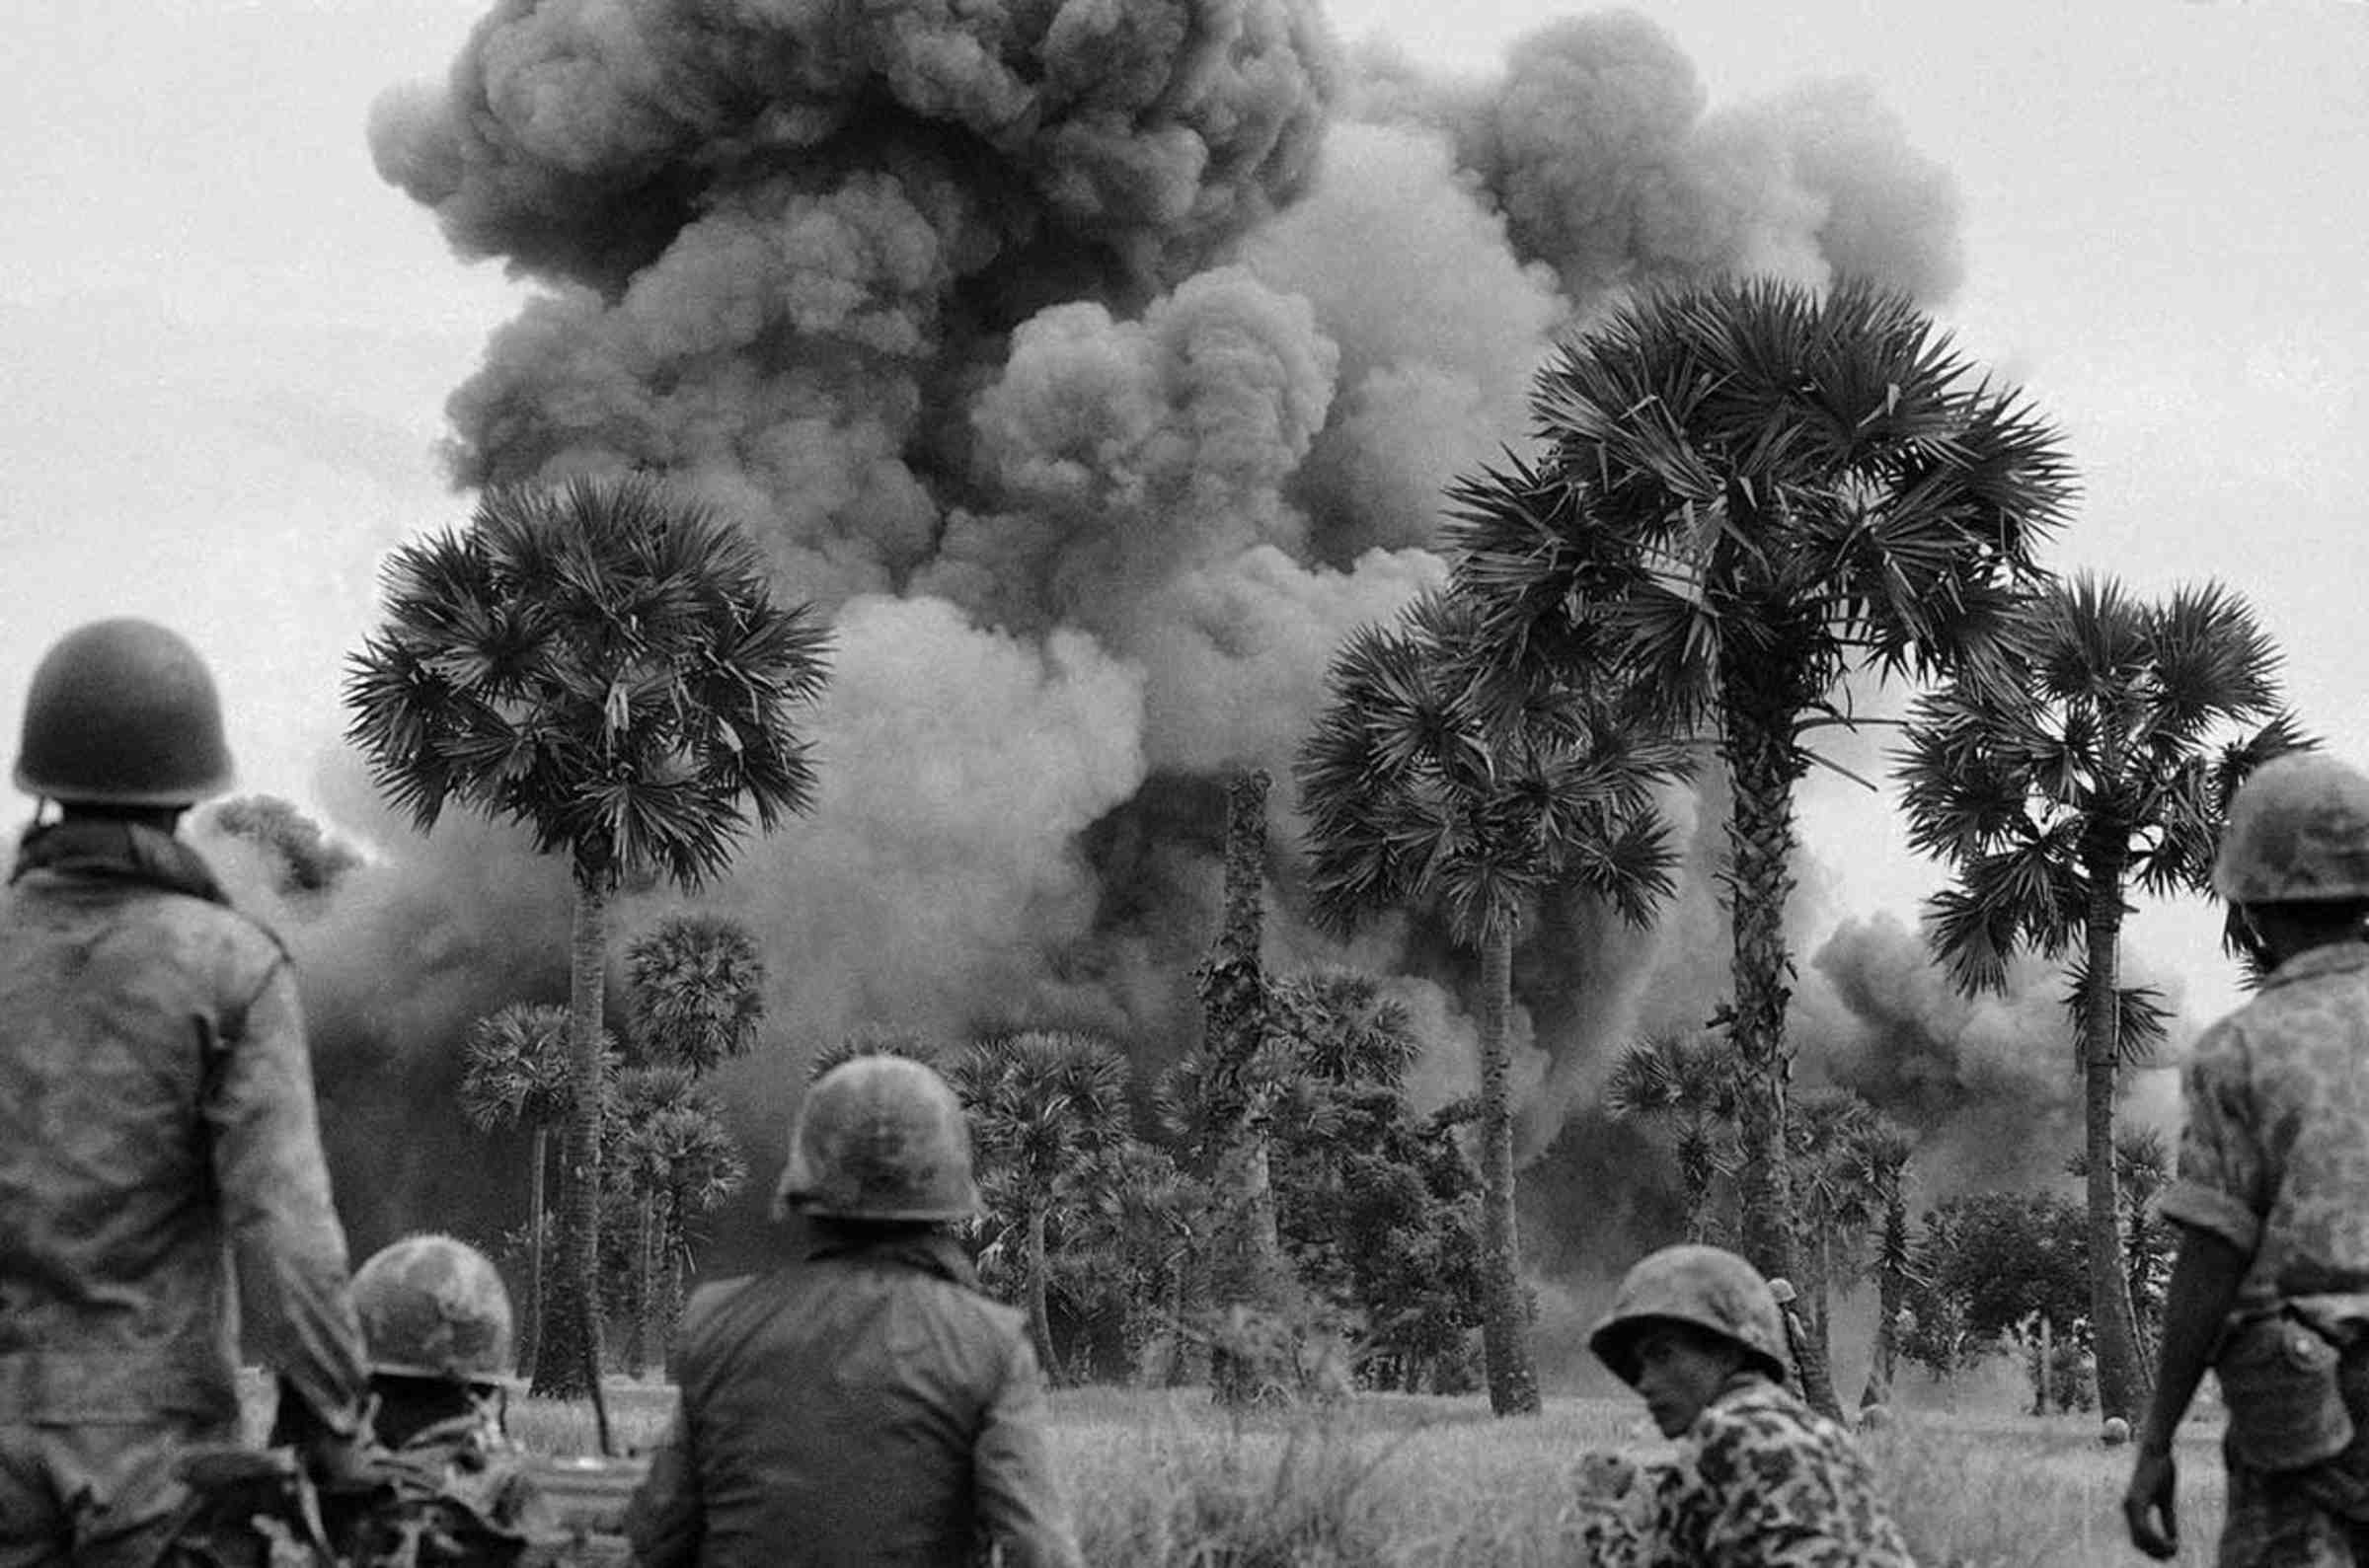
top-left (6, 0), bottom-right (2364, 1037)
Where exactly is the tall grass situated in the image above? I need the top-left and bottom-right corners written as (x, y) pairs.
top-left (491, 1381), bottom-right (2228, 1566)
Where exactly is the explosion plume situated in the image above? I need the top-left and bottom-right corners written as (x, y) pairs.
top-left (324, 0), bottom-right (1977, 1263)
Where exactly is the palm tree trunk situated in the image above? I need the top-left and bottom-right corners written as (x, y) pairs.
top-left (1678, 1127), bottom-right (1711, 1243)
top-left (1719, 702), bottom-right (1802, 1285)
top-left (1796, 1228), bottom-right (1842, 1420)
top-left (1864, 1202), bottom-right (1907, 1409)
top-left (1026, 1200), bottom-right (1061, 1386)
top-left (2080, 869), bottom-right (2150, 1422)
top-left (520, 1123), bottom-right (548, 1379)
top-left (625, 1191), bottom-right (654, 1379)
top-left (1477, 923), bottom-right (1541, 1416)
top-left (533, 877), bottom-right (608, 1398)
top-left (656, 1193), bottom-right (684, 1379)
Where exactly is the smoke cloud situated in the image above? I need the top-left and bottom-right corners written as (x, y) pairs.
top-left (1798, 911), bottom-right (2189, 1197)
top-left (329, 0), bottom-right (1988, 1273)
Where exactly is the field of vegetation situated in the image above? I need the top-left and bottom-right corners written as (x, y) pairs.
top-left (495, 1381), bottom-right (2230, 1567)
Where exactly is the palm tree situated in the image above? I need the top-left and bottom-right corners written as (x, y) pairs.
top-left (808, 1026), bottom-right (941, 1082)
top-left (1897, 571), bottom-right (2298, 1420)
top-left (1846, 1118), bottom-right (1920, 1411)
top-left (1267, 968), bottom-right (1423, 1090)
top-left (459, 1002), bottom-right (615, 1377)
top-left (1078, 1138), bottom-right (1207, 1384)
top-left (1787, 1087), bottom-right (1884, 1420)
top-left (1297, 588), bottom-right (1683, 1415)
top-left (344, 474), bottom-right (832, 1395)
top-left (2067, 1124), bottom-right (2176, 1365)
top-left (1448, 277), bottom-right (2077, 1285)
top-left (948, 1031), bottom-right (1134, 1384)
top-left (606, 1064), bottom-right (701, 1376)
top-left (627, 914), bottom-right (767, 1077)
top-left (1193, 768), bottom-right (1290, 1394)
top-left (1603, 1029), bottom-right (1741, 1242)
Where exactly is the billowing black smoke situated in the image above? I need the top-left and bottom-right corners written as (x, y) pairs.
top-left (320, 0), bottom-right (1974, 1266)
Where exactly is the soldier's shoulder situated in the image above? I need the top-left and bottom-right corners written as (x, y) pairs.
top-left (1689, 1383), bottom-right (1837, 1472)
top-left (2213, 964), bottom-right (2369, 1063)
top-left (677, 1276), bottom-right (759, 1343)
top-left (145, 888), bottom-right (294, 971)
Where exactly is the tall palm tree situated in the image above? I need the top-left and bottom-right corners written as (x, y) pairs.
top-left (459, 1002), bottom-right (615, 1377)
top-left (627, 914), bottom-right (767, 1077)
top-left (948, 1031), bottom-right (1133, 1384)
top-left (344, 474), bottom-right (832, 1395)
top-left (1297, 588), bottom-right (1683, 1415)
top-left (1896, 571), bottom-right (2298, 1420)
top-left (1448, 277), bottom-right (2077, 1284)
top-left (1603, 1029), bottom-right (1741, 1243)
top-left (1193, 768), bottom-right (1289, 1392)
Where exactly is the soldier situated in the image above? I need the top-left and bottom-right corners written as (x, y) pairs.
top-left (2125, 751), bottom-right (2369, 1565)
top-left (1579, 1243), bottom-right (1919, 1567)
top-left (624, 1054), bottom-right (1084, 1568)
top-left (0, 619), bottom-right (370, 1567)
top-left (342, 1233), bottom-right (549, 1554)
top-left (171, 1233), bottom-right (551, 1566)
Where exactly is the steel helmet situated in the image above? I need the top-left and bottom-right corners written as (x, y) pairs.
top-left (1766, 1276), bottom-right (1798, 1307)
top-left (13, 618), bottom-right (234, 806)
top-left (351, 1233), bottom-right (515, 1384)
top-left (2214, 751), bottom-right (2369, 905)
top-left (774, 1054), bottom-right (980, 1223)
top-left (1588, 1243), bottom-right (1790, 1386)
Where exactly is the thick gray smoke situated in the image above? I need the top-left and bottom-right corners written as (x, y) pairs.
top-left (1798, 912), bottom-right (2188, 1197)
top-left (336, 0), bottom-right (1975, 1259)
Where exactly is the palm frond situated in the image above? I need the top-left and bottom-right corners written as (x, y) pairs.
top-left (344, 475), bottom-right (833, 894)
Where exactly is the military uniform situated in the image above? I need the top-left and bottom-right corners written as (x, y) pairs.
top-left (2161, 940), bottom-right (2369, 1564)
top-left (627, 1053), bottom-right (1082, 1568)
top-left (0, 817), bottom-right (367, 1568)
top-left (171, 1233), bottom-right (552, 1567)
top-left (1578, 1373), bottom-right (1919, 1568)
top-left (166, 1417), bottom-right (547, 1568)
top-left (624, 1224), bottom-right (1081, 1568)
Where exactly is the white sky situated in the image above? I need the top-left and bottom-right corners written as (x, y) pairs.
top-left (7, 0), bottom-right (2365, 1034)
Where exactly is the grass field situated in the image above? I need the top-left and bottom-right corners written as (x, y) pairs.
top-left (478, 1379), bottom-right (2230, 1566)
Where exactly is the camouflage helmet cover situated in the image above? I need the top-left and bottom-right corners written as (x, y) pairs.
top-left (774, 1054), bottom-right (980, 1223)
top-left (2214, 751), bottom-right (2369, 905)
top-left (352, 1232), bottom-right (515, 1383)
top-left (13, 618), bottom-right (235, 806)
top-left (1588, 1243), bottom-right (1791, 1386)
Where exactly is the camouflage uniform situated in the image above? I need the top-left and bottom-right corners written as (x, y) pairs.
top-left (1578, 1372), bottom-right (1919, 1567)
top-left (166, 1415), bottom-right (548, 1568)
top-left (0, 818), bottom-right (367, 1568)
top-left (2160, 940), bottom-right (2369, 1565)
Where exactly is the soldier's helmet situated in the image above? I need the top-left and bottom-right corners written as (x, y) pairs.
top-left (352, 1233), bottom-right (515, 1385)
top-left (773, 1054), bottom-right (980, 1223)
top-left (2214, 751), bottom-right (2369, 906)
top-left (1588, 1243), bottom-right (1791, 1386)
top-left (13, 618), bottom-right (235, 807)
top-left (1767, 1276), bottom-right (1798, 1307)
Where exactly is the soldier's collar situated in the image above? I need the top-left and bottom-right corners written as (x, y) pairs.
top-left (11, 816), bottom-right (230, 906)
top-left (2263, 940), bottom-right (2369, 991)
top-left (804, 1226), bottom-right (977, 1288)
